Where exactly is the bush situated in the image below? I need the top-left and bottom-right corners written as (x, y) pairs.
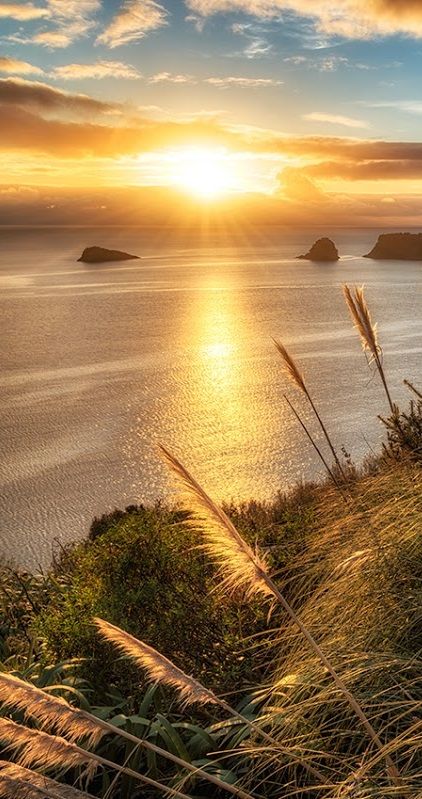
top-left (380, 389), bottom-right (422, 463)
top-left (36, 505), bottom-right (271, 699)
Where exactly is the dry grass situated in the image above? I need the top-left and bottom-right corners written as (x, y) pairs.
top-left (163, 449), bottom-right (410, 786)
top-left (267, 464), bottom-right (422, 791)
top-left (343, 284), bottom-right (395, 414)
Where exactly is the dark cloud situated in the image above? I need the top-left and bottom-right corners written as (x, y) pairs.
top-left (0, 78), bottom-right (116, 116)
top-left (300, 159), bottom-right (422, 180)
top-left (0, 105), bottom-right (240, 157)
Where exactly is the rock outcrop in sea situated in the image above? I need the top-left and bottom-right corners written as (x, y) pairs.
top-left (78, 246), bottom-right (139, 263)
top-left (365, 233), bottom-right (422, 260)
top-left (297, 238), bottom-right (339, 262)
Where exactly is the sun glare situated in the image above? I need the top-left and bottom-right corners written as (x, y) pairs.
top-left (171, 148), bottom-right (236, 199)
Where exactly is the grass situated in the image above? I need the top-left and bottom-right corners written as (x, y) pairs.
top-left (0, 284), bottom-right (420, 798)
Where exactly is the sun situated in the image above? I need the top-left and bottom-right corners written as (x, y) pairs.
top-left (170, 147), bottom-right (236, 199)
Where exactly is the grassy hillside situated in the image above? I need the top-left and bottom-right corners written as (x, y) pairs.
top-left (0, 458), bottom-right (420, 797)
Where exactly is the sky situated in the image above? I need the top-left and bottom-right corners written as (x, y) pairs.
top-left (2, 0), bottom-right (422, 225)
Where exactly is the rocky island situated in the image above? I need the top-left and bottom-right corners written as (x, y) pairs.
top-left (78, 246), bottom-right (140, 263)
top-left (365, 232), bottom-right (422, 260)
top-left (297, 238), bottom-right (339, 262)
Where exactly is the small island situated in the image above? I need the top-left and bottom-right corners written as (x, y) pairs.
top-left (365, 232), bottom-right (422, 260)
top-left (297, 238), bottom-right (339, 262)
top-left (78, 246), bottom-right (140, 263)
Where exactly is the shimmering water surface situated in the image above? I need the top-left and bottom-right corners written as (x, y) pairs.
top-left (0, 226), bottom-right (421, 569)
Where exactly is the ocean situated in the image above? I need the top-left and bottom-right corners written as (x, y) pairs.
top-left (0, 226), bottom-right (421, 569)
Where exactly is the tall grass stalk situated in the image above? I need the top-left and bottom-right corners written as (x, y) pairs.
top-left (273, 339), bottom-right (348, 482)
top-left (404, 379), bottom-right (422, 400)
top-left (160, 445), bottom-right (402, 788)
top-left (343, 285), bottom-right (395, 414)
top-left (0, 673), bottom-right (255, 799)
top-left (95, 618), bottom-right (330, 787)
top-left (0, 718), bottom-right (194, 799)
top-left (284, 394), bottom-right (349, 500)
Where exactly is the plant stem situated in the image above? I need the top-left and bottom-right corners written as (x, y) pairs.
top-left (70, 742), bottom-right (194, 799)
top-left (374, 354), bottom-right (395, 414)
top-left (284, 395), bottom-right (349, 502)
top-left (80, 713), bottom-right (255, 799)
top-left (302, 387), bottom-right (348, 483)
top-left (404, 379), bottom-right (422, 400)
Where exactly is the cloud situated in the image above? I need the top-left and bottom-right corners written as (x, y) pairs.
top-left (255, 134), bottom-right (422, 162)
top-left (185, 0), bottom-right (422, 39)
top-left (149, 71), bottom-right (196, 83)
top-left (4, 182), bottom-right (422, 228)
top-left (205, 75), bottom-right (283, 87)
top-left (52, 60), bottom-right (141, 80)
top-left (277, 165), bottom-right (326, 201)
top-left (303, 112), bottom-right (370, 129)
top-left (0, 77), bottom-right (117, 116)
top-left (0, 105), bottom-right (243, 158)
top-left (4, 78), bottom-right (422, 190)
top-left (303, 159), bottom-right (422, 180)
top-left (0, 2), bottom-right (48, 20)
top-left (30, 30), bottom-right (81, 47)
top-left (96, 0), bottom-right (168, 47)
top-left (0, 56), bottom-right (44, 75)
top-left (243, 38), bottom-right (272, 57)
top-left (359, 99), bottom-right (422, 115)
top-left (283, 54), bottom-right (401, 71)
top-left (6, 0), bottom-right (100, 48)
top-left (147, 71), bottom-right (283, 87)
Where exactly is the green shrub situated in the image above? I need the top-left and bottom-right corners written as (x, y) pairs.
top-left (380, 392), bottom-right (422, 463)
top-left (36, 505), bottom-right (270, 699)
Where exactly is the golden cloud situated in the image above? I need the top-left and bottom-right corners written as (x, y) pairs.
top-left (51, 61), bottom-right (141, 80)
top-left (96, 0), bottom-right (168, 48)
top-left (0, 105), bottom-right (239, 157)
top-left (3, 77), bottom-right (422, 191)
top-left (186, 0), bottom-right (422, 38)
top-left (5, 0), bottom-right (100, 48)
top-left (0, 56), bottom-right (44, 75)
top-left (205, 75), bottom-right (283, 87)
top-left (149, 72), bottom-right (196, 83)
top-left (0, 3), bottom-right (48, 20)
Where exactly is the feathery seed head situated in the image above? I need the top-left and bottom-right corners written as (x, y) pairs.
top-left (94, 618), bottom-right (217, 707)
top-left (273, 339), bottom-right (307, 394)
top-left (0, 718), bottom-right (93, 775)
top-left (0, 673), bottom-right (103, 748)
top-left (159, 445), bottom-right (273, 599)
top-left (343, 284), bottom-right (380, 361)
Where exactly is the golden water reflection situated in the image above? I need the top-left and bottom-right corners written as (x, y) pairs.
top-left (166, 269), bottom-right (294, 501)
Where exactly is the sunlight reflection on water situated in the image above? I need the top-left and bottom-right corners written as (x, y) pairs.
top-left (0, 226), bottom-right (421, 568)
